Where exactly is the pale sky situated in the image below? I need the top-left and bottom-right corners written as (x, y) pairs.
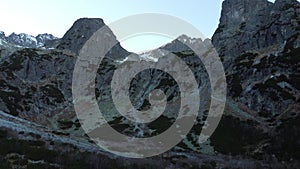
top-left (0, 0), bottom-right (276, 52)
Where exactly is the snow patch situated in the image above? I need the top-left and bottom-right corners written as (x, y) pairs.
top-left (116, 57), bottom-right (129, 63)
top-left (139, 52), bottom-right (159, 62)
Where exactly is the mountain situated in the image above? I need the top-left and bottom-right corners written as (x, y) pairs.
top-left (136, 35), bottom-right (209, 62)
top-left (0, 0), bottom-right (299, 168)
top-left (0, 32), bottom-right (58, 49)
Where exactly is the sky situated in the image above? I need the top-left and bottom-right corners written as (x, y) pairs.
top-left (0, 0), bottom-right (276, 52)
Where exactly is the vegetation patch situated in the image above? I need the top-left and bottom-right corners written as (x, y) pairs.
top-left (210, 115), bottom-right (266, 156)
top-left (0, 80), bottom-right (22, 116)
top-left (254, 75), bottom-right (295, 101)
top-left (268, 115), bottom-right (300, 161)
top-left (148, 116), bottom-right (174, 135)
top-left (108, 117), bottom-right (130, 134)
top-left (174, 50), bottom-right (195, 58)
top-left (41, 84), bottom-right (65, 103)
top-left (57, 120), bottom-right (74, 130)
top-left (227, 73), bottom-right (243, 98)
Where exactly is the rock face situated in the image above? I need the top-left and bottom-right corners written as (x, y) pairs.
top-left (212, 0), bottom-right (300, 68)
top-left (209, 0), bottom-right (300, 165)
top-left (212, 0), bottom-right (300, 114)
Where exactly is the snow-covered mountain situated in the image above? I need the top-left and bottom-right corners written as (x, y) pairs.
top-left (136, 34), bottom-right (208, 62)
top-left (0, 31), bottom-right (58, 48)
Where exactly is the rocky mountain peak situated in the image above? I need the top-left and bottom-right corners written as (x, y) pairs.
top-left (176, 34), bottom-right (204, 45)
top-left (159, 34), bottom-right (205, 53)
top-left (57, 18), bottom-right (107, 54)
top-left (36, 33), bottom-right (58, 45)
top-left (0, 32), bottom-right (58, 49)
top-left (133, 34), bottom-right (212, 63)
top-left (7, 33), bottom-right (38, 48)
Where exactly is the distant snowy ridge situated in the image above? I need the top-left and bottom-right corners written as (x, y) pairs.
top-left (0, 31), bottom-right (58, 48)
